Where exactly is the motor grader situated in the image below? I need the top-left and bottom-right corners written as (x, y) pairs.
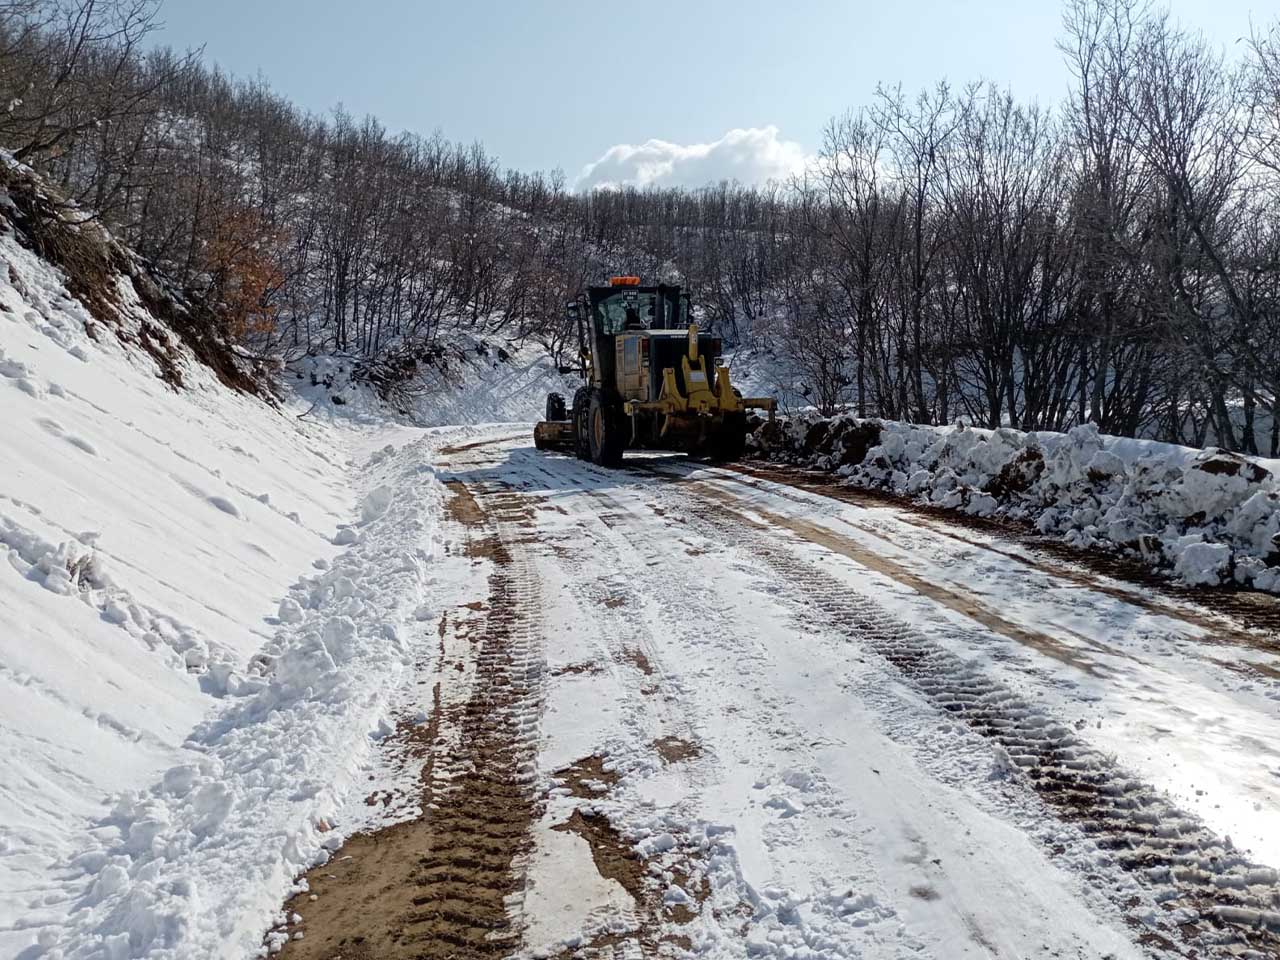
top-left (534, 277), bottom-right (775, 467)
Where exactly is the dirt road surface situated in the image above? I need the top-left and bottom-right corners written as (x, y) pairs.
top-left (274, 428), bottom-right (1280, 959)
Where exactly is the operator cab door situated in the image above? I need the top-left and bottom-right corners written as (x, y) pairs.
top-left (615, 335), bottom-right (649, 401)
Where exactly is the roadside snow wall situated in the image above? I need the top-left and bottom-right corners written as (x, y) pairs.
top-left (0, 155), bottom-right (444, 958)
top-left (749, 415), bottom-right (1280, 592)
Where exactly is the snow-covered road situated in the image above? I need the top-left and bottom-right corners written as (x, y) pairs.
top-left (277, 427), bottom-right (1280, 960)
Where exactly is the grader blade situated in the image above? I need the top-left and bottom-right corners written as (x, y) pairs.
top-left (533, 419), bottom-right (574, 451)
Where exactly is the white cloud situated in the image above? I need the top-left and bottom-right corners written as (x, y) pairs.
top-left (575, 126), bottom-right (810, 191)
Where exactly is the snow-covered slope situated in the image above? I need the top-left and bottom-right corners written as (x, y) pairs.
top-left (0, 195), bottom-right (449, 956)
top-left (294, 336), bottom-right (574, 430)
top-left (751, 415), bottom-right (1280, 592)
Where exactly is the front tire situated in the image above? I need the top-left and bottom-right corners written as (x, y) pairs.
top-left (588, 392), bottom-right (624, 467)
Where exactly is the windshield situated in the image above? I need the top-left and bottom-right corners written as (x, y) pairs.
top-left (594, 290), bottom-right (680, 334)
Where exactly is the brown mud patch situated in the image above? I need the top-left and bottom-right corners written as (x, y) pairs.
top-left (444, 480), bottom-right (485, 526)
top-left (438, 432), bottom-right (528, 455)
top-left (553, 810), bottom-right (647, 899)
top-left (553, 754), bottom-right (621, 799)
top-left (652, 736), bottom-right (701, 764)
top-left (547, 811), bottom-right (711, 958)
top-left (550, 660), bottom-right (605, 678)
top-left (276, 481), bottom-right (542, 960)
top-left (621, 648), bottom-right (654, 676)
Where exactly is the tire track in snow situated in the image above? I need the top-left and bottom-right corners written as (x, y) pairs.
top-left (652, 460), bottom-right (1280, 685)
top-left (491, 454), bottom-right (727, 956)
top-left (732, 461), bottom-right (1280, 655)
top-left (509, 449), bottom-right (934, 958)
top-left (681, 483), bottom-right (1280, 958)
top-left (277, 474), bottom-right (545, 959)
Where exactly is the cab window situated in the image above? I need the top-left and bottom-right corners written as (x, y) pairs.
top-left (596, 291), bottom-right (654, 334)
top-left (594, 291), bottom-right (680, 333)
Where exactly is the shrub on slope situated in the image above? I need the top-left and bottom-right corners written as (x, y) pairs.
top-left (0, 153), bottom-right (271, 397)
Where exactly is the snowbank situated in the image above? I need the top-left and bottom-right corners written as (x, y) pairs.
top-left (55, 439), bottom-right (443, 959)
top-left (750, 415), bottom-right (1280, 592)
top-left (0, 178), bottom-right (444, 957)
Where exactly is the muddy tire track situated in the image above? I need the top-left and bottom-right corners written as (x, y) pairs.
top-left (730, 460), bottom-right (1280, 646)
top-left (683, 488), bottom-right (1280, 958)
top-left (275, 480), bottom-right (544, 960)
top-left (488, 475), bottom-right (722, 956)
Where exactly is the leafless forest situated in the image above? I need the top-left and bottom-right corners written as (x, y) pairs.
top-left (2, 0), bottom-right (1279, 450)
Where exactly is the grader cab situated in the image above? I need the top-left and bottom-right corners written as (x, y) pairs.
top-left (534, 277), bottom-right (775, 467)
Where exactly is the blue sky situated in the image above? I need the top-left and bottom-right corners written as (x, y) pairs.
top-left (153, 0), bottom-right (1269, 187)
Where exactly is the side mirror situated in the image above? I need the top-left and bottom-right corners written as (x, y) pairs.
top-left (557, 366), bottom-right (578, 375)
top-left (566, 303), bottom-right (579, 320)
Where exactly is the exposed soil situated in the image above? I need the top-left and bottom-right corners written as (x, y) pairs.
top-left (552, 810), bottom-right (647, 899)
top-left (275, 481), bottom-right (543, 960)
top-left (443, 480), bottom-right (485, 526)
top-left (547, 810), bottom-right (710, 959)
top-left (652, 736), bottom-right (701, 764)
top-left (438, 432), bottom-right (530, 455)
top-left (621, 648), bottom-right (654, 676)
top-left (550, 660), bottom-right (605, 678)
top-left (553, 754), bottom-right (621, 799)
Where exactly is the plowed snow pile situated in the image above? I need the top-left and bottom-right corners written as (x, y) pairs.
top-left (0, 177), bottom-right (445, 957)
top-left (751, 415), bottom-right (1280, 591)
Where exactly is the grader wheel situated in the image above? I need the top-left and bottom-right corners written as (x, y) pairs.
top-left (588, 391), bottom-right (624, 468)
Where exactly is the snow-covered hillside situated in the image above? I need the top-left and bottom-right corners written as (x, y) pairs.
top-left (295, 340), bottom-right (572, 430)
top-left (0, 150), bottom-right (590, 955)
top-left (0, 215), bottom-right (299, 950)
top-left (0, 193), bottom-right (445, 955)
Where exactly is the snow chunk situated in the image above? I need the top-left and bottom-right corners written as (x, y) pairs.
top-left (277, 597), bottom-right (305, 624)
top-left (1174, 541), bottom-right (1232, 587)
top-left (320, 616), bottom-right (360, 663)
top-left (764, 794), bottom-right (805, 817)
top-left (360, 485), bottom-right (394, 524)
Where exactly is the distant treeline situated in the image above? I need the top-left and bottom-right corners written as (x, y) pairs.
top-left (2, 0), bottom-right (1279, 451)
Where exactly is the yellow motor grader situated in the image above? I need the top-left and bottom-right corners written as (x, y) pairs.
top-left (534, 277), bottom-right (775, 467)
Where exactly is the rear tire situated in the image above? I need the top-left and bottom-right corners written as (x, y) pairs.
top-left (571, 387), bottom-right (592, 461)
top-left (546, 392), bottom-right (566, 422)
top-left (588, 391), bottom-right (625, 468)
